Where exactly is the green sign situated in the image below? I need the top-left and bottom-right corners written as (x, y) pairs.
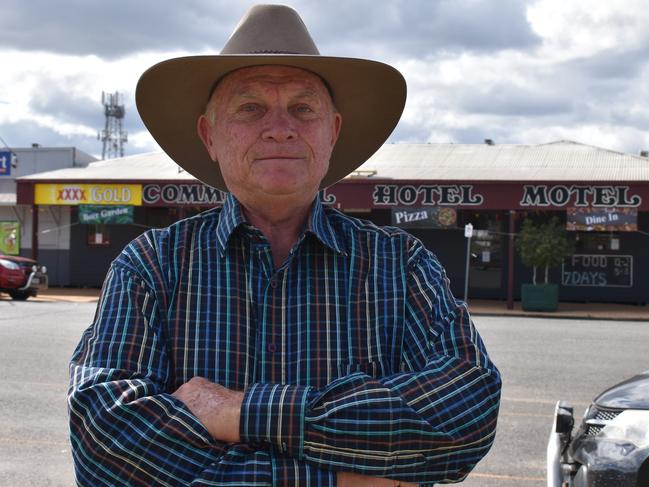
top-left (79, 205), bottom-right (134, 224)
top-left (0, 221), bottom-right (20, 255)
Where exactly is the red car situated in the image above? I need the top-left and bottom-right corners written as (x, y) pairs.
top-left (0, 254), bottom-right (48, 300)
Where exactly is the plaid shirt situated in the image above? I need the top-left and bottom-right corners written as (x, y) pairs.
top-left (68, 194), bottom-right (501, 486)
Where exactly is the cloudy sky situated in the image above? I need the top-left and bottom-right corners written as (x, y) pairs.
top-left (1, 0), bottom-right (649, 160)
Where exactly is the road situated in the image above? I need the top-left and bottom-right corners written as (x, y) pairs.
top-left (0, 299), bottom-right (647, 486)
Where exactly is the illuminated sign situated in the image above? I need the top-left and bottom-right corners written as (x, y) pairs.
top-left (0, 151), bottom-right (11, 176)
top-left (34, 184), bottom-right (142, 206)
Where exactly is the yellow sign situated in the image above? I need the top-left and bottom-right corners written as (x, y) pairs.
top-left (34, 184), bottom-right (142, 206)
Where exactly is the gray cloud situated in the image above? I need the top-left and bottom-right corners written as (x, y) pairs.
top-left (0, 0), bottom-right (539, 60)
top-left (2, 1), bottom-right (649, 157)
top-left (2, 119), bottom-right (101, 157)
top-left (0, 0), bottom-right (248, 58)
top-left (459, 84), bottom-right (572, 117)
top-left (310, 0), bottom-right (541, 59)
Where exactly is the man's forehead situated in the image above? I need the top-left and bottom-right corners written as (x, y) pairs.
top-left (215, 65), bottom-right (331, 99)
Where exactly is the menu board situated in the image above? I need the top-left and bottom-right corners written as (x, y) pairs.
top-left (562, 254), bottom-right (633, 287)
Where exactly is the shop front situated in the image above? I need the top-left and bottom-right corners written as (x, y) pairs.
top-left (15, 142), bottom-right (649, 304)
top-left (322, 180), bottom-right (649, 305)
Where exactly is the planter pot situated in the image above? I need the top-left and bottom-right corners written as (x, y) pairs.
top-left (521, 283), bottom-right (559, 312)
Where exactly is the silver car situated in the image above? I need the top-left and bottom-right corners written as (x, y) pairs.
top-left (547, 370), bottom-right (649, 486)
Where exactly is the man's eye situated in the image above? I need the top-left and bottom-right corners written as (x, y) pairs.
top-left (293, 104), bottom-right (313, 113)
top-left (239, 104), bottom-right (259, 112)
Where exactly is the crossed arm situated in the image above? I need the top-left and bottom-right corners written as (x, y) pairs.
top-left (68, 251), bottom-right (500, 486)
top-left (171, 377), bottom-right (412, 486)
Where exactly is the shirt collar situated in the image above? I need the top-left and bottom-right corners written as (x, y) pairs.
top-left (306, 194), bottom-right (346, 256)
top-left (215, 193), bottom-right (346, 257)
top-left (215, 193), bottom-right (248, 256)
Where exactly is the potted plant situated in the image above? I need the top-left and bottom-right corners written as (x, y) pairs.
top-left (516, 216), bottom-right (575, 311)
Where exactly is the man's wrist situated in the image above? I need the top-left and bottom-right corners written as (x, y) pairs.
top-left (240, 383), bottom-right (312, 457)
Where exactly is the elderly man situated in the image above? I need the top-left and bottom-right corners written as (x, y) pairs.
top-left (68, 5), bottom-right (501, 486)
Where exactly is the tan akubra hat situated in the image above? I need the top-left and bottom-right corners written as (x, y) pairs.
top-left (136, 4), bottom-right (407, 190)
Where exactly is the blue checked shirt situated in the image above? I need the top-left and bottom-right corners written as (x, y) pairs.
top-left (68, 194), bottom-right (501, 486)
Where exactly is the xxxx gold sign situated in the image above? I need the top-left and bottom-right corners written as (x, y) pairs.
top-left (34, 184), bottom-right (142, 206)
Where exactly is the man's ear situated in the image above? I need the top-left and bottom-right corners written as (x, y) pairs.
top-left (197, 115), bottom-right (217, 161)
top-left (331, 112), bottom-right (342, 147)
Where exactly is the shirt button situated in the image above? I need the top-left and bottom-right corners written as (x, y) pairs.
top-left (270, 278), bottom-right (278, 288)
top-left (267, 342), bottom-right (277, 353)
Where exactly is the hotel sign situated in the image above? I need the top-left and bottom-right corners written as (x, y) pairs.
top-left (519, 185), bottom-right (641, 208)
top-left (321, 182), bottom-right (647, 211)
top-left (373, 184), bottom-right (484, 206)
top-left (142, 183), bottom-right (226, 206)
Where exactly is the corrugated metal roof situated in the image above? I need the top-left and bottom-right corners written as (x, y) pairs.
top-left (18, 151), bottom-right (194, 181)
top-left (16, 140), bottom-right (649, 183)
top-left (353, 140), bottom-right (649, 181)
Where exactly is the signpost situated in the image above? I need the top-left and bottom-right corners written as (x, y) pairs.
top-left (464, 223), bottom-right (473, 302)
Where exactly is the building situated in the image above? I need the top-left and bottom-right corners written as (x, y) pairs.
top-left (15, 140), bottom-right (649, 303)
top-left (1, 146), bottom-right (96, 285)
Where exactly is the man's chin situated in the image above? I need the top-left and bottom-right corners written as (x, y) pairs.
top-left (255, 176), bottom-right (319, 197)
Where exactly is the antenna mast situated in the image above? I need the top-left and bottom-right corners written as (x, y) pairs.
top-left (98, 91), bottom-right (128, 159)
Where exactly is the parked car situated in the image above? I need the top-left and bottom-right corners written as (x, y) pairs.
top-left (547, 370), bottom-right (649, 486)
top-left (0, 254), bottom-right (48, 300)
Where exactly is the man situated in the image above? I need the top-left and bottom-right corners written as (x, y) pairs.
top-left (68, 5), bottom-right (501, 486)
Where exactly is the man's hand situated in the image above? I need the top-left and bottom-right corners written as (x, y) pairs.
top-left (337, 472), bottom-right (418, 487)
top-left (172, 376), bottom-right (244, 443)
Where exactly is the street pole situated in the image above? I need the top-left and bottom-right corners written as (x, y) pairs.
top-left (464, 223), bottom-right (473, 303)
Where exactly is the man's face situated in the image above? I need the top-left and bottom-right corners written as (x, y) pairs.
top-left (197, 65), bottom-right (342, 205)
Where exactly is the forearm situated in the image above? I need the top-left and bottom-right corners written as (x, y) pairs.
top-left (68, 367), bottom-right (337, 486)
top-left (240, 358), bottom-right (500, 484)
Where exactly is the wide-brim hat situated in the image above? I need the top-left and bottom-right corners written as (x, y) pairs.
top-left (136, 4), bottom-right (407, 190)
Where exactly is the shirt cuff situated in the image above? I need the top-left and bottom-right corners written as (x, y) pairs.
top-left (240, 383), bottom-right (312, 459)
top-left (271, 455), bottom-right (336, 486)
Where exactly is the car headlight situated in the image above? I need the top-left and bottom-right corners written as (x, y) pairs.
top-left (32, 264), bottom-right (38, 272)
top-left (0, 259), bottom-right (21, 270)
top-left (40, 265), bottom-right (47, 274)
top-left (599, 410), bottom-right (649, 450)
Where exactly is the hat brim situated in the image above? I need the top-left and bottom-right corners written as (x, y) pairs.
top-left (136, 55), bottom-right (406, 190)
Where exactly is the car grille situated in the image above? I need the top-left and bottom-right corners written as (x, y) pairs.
top-left (584, 406), bottom-right (622, 436)
top-left (18, 263), bottom-right (33, 278)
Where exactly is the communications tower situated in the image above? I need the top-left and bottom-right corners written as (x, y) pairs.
top-left (98, 91), bottom-right (128, 159)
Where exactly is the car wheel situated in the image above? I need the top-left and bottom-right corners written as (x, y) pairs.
top-left (9, 291), bottom-right (30, 301)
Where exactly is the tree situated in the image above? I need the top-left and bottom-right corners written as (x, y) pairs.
top-left (516, 216), bottom-right (575, 285)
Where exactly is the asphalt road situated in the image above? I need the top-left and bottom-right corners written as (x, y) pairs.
top-left (0, 300), bottom-right (647, 486)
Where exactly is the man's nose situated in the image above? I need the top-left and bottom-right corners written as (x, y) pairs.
top-left (261, 108), bottom-right (297, 141)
